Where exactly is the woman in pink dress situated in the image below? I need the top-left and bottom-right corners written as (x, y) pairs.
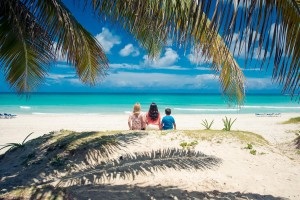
top-left (145, 103), bottom-right (161, 130)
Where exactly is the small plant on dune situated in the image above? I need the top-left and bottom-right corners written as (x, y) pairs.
top-left (244, 143), bottom-right (258, 155)
top-left (0, 132), bottom-right (34, 152)
top-left (245, 143), bottom-right (253, 150)
top-left (250, 149), bottom-right (257, 155)
top-left (180, 140), bottom-right (198, 149)
top-left (201, 119), bottom-right (214, 130)
top-left (222, 116), bottom-right (236, 131)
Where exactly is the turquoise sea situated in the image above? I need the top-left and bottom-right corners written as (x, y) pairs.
top-left (0, 93), bottom-right (299, 115)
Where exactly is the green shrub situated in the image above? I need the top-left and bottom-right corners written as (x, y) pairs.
top-left (250, 149), bottom-right (257, 155)
top-left (245, 143), bottom-right (253, 149)
top-left (222, 116), bottom-right (236, 131)
top-left (180, 141), bottom-right (198, 149)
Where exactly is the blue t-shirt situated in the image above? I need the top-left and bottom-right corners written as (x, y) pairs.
top-left (162, 115), bottom-right (175, 130)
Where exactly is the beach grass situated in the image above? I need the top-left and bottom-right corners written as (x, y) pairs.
top-left (282, 116), bottom-right (300, 124)
top-left (182, 130), bottom-right (269, 145)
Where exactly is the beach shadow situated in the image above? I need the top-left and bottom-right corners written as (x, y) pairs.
top-left (295, 136), bottom-right (300, 149)
top-left (21, 184), bottom-right (287, 200)
top-left (0, 131), bottom-right (144, 191)
top-left (0, 131), bottom-right (220, 193)
top-left (57, 148), bottom-right (221, 187)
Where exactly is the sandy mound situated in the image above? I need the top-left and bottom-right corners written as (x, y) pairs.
top-left (0, 129), bottom-right (299, 200)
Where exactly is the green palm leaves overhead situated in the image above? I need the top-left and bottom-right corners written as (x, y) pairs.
top-left (91, 0), bottom-right (246, 103)
top-left (0, 0), bottom-right (299, 103)
top-left (0, 0), bottom-right (108, 92)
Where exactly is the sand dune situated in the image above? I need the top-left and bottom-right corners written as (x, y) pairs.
top-left (0, 113), bottom-right (299, 199)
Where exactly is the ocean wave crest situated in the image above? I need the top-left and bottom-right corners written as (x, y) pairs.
top-left (174, 108), bottom-right (240, 112)
top-left (242, 106), bottom-right (300, 109)
top-left (20, 106), bottom-right (31, 109)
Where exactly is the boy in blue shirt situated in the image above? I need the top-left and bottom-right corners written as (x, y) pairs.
top-left (161, 108), bottom-right (176, 130)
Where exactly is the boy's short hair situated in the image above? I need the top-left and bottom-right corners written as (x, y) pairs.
top-left (165, 108), bottom-right (171, 115)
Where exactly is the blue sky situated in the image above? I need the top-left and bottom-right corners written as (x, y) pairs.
top-left (0, 1), bottom-right (283, 94)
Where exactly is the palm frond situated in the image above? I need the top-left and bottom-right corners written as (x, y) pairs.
top-left (21, 132), bottom-right (34, 144)
top-left (89, 0), bottom-right (299, 101)
top-left (212, 0), bottom-right (300, 100)
top-left (27, 0), bottom-right (109, 85)
top-left (57, 148), bottom-right (221, 187)
top-left (89, 0), bottom-right (245, 104)
top-left (0, 0), bottom-right (52, 92)
top-left (0, 0), bottom-right (108, 93)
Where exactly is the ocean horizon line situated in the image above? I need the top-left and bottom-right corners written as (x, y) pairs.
top-left (1, 93), bottom-right (298, 115)
top-left (0, 91), bottom-right (289, 96)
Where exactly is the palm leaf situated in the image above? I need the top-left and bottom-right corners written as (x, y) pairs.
top-left (21, 132), bottom-right (34, 144)
top-left (57, 148), bottom-right (221, 187)
top-left (89, 0), bottom-right (299, 101)
top-left (0, 0), bottom-right (108, 93)
top-left (29, 0), bottom-right (109, 84)
top-left (0, 143), bottom-right (21, 151)
top-left (0, 0), bottom-right (52, 92)
top-left (89, 0), bottom-right (245, 104)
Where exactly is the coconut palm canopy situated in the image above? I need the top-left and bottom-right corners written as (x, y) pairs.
top-left (0, 0), bottom-right (299, 104)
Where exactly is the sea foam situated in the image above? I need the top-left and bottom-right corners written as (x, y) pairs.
top-left (20, 106), bottom-right (31, 109)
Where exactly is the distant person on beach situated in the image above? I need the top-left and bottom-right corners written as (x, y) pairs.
top-left (145, 102), bottom-right (161, 130)
top-left (128, 103), bottom-right (145, 130)
top-left (161, 108), bottom-right (176, 130)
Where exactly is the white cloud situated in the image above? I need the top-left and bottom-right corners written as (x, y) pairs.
top-left (119, 44), bottom-right (140, 57)
top-left (100, 72), bottom-right (218, 90)
top-left (46, 72), bottom-right (80, 85)
top-left (187, 49), bottom-right (212, 65)
top-left (245, 77), bottom-right (278, 90)
top-left (52, 42), bottom-right (67, 62)
top-left (95, 27), bottom-right (121, 53)
top-left (109, 63), bottom-right (141, 70)
top-left (143, 48), bottom-right (179, 68)
top-left (47, 73), bottom-right (75, 80)
top-left (229, 31), bottom-right (271, 60)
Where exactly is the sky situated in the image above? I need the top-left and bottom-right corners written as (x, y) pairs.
top-left (0, 1), bottom-right (284, 94)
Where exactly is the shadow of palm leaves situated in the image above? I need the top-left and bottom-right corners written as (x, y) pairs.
top-left (23, 184), bottom-right (286, 200)
top-left (67, 184), bottom-right (287, 200)
top-left (295, 136), bottom-right (300, 149)
top-left (57, 148), bottom-right (221, 187)
top-left (0, 131), bottom-right (143, 190)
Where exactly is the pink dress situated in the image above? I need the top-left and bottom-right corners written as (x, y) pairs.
top-left (145, 113), bottom-right (161, 130)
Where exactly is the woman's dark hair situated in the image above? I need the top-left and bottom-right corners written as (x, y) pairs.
top-left (148, 103), bottom-right (159, 120)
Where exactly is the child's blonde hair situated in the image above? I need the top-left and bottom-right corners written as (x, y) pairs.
top-left (133, 103), bottom-right (141, 114)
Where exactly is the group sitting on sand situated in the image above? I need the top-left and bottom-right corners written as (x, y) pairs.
top-left (128, 102), bottom-right (176, 131)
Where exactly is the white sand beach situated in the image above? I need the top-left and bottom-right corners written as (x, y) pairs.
top-left (1, 113), bottom-right (299, 147)
top-left (0, 113), bottom-right (300, 199)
